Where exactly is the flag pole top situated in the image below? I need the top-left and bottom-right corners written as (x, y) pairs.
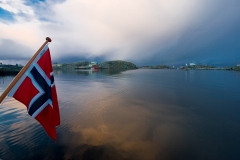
top-left (0, 36), bottom-right (52, 104)
top-left (46, 37), bottom-right (52, 42)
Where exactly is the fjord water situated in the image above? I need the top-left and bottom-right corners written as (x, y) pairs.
top-left (0, 69), bottom-right (240, 160)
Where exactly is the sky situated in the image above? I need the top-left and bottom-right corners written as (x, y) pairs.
top-left (0, 0), bottom-right (240, 66)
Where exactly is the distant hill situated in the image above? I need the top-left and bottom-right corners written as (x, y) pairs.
top-left (234, 66), bottom-right (240, 71)
top-left (99, 60), bottom-right (137, 69)
top-left (0, 64), bottom-right (23, 75)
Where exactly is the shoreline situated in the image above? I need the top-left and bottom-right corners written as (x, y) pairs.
top-left (1, 67), bottom-right (239, 76)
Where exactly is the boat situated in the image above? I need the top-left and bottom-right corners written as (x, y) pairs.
top-left (179, 66), bottom-right (185, 69)
top-left (75, 66), bottom-right (91, 69)
top-left (91, 65), bottom-right (99, 70)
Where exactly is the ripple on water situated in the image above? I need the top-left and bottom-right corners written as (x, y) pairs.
top-left (1, 70), bottom-right (240, 160)
top-left (0, 97), bottom-right (48, 159)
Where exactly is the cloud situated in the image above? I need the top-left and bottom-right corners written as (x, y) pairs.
top-left (0, 0), bottom-right (240, 65)
top-left (42, 0), bottom-right (203, 59)
top-left (0, 39), bottom-right (34, 59)
top-left (0, 7), bottom-right (15, 21)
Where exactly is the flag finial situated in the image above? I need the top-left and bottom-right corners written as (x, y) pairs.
top-left (46, 37), bottom-right (52, 42)
top-left (0, 37), bottom-right (52, 104)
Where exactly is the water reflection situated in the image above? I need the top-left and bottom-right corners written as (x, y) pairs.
top-left (0, 76), bottom-right (4, 84)
top-left (53, 68), bottom-right (130, 76)
top-left (0, 69), bottom-right (240, 160)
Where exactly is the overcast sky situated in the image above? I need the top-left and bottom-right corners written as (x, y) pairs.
top-left (0, 0), bottom-right (240, 66)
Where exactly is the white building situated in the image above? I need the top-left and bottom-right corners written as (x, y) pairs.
top-left (190, 63), bottom-right (196, 66)
top-left (237, 63), bottom-right (240, 67)
top-left (52, 63), bottom-right (62, 67)
top-left (88, 62), bottom-right (97, 67)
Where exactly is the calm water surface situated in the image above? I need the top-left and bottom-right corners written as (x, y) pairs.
top-left (0, 69), bottom-right (240, 160)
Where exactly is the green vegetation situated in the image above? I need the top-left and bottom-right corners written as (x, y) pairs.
top-left (99, 60), bottom-right (137, 69)
top-left (53, 60), bottom-right (138, 70)
top-left (0, 64), bottom-right (23, 75)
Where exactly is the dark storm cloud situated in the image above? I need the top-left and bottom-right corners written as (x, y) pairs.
top-left (1, 0), bottom-right (240, 66)
top-left (0, 39), bottom-right (34, 60)
top-left (137, 1), bottom-right (240, 66)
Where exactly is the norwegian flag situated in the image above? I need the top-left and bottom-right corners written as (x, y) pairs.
top-left (8, 45), bottom-right (60, 141)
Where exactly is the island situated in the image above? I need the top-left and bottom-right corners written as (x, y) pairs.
top-left (52, 60), bottom-right (137, 70)
top-left (1, 61), bottom-right (240, 76)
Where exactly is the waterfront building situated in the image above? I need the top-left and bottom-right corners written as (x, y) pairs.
top-left (88, 62), bottom-right (97, 68)
top-left (91, 62), bottom-right (97, 65)
top-left (237, 63), bottom-right (240, 67)
top-left (190, 63), bottom-right (196, 66)
top-left (52, 62), bottom-right (63, 67)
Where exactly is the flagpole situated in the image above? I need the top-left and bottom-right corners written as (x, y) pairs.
top-left (0, 37), bottom-right (52, 104)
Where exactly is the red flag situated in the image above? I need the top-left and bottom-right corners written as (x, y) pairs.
top-left (8, 45), bottom-right (60, 141)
